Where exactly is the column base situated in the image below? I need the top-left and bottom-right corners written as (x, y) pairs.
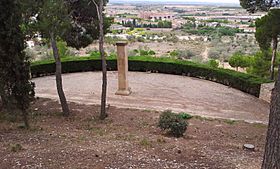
top-left (115, 88), bottom-right (132, 96)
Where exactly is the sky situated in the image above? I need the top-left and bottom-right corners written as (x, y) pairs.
top-left (110, 0), bottom-right (240, 4)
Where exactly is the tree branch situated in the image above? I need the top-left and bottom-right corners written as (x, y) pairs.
top-left (91, 0), bottom-right (101, 21)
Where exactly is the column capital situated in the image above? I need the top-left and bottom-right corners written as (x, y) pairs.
top-left (116, 41), bottom-right (128, 46)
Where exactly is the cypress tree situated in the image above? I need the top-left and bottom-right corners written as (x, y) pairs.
top-left (0, 0), bottom-right (35, 128)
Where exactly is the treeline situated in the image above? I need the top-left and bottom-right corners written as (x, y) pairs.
top-left (122, 19), bottom-right (172, 28)
top-left (182, 23), bottom-right (242, 37)
top-left (229, 50), bottom-right (280, 78)
top-left (228, 9), bottom-right (280, 80)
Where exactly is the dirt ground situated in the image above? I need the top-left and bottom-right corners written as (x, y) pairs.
top-left (0, 98), bottom-right (267, 169)
top-left (33, 72), bottom-right (270, 124)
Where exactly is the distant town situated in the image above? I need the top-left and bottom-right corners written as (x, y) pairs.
top-left (100, 2), bottom-right (266, 71)
top-left (106, 2), bottom-right (265, 32)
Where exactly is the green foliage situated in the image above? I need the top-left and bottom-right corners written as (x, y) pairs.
top-left (240, 0), bottom-right (279, 12)
top-left (183, 24), bottom-right (240, 37)
top-left (178, 112), bottom-right (193, 120)
top-left (254, 9), bottom-right (280, 79)
top-left (229, 52), bottom-right (252, 69)
top-left (139, 50), bottom-right (156, 56)
top-left (204, 19), bottom-right (230, 24)
top-left (35, 0), bottom-right (71, 40)
top-left (25, 0), bottom-right (111, 49)
top-left (122, 19), bottom-right (172, 29)
top-left (255, 9), bottom-right (280, 51)
top-left (57, 40), bottom-right (70, 58)
top-left (208, 59), bottom-right (219, 68)
top-left (158, 110), bottom-right (188, 138)
top-left (0, 0), bottom-right (35, 127)
top-left (64, 0), bottom-right (111, 49)
top-left (157, 21), bottom-right (172, 28)
top-left (249, 22), bottom-right (255, 27)
top-left (31, 55), bottom-right (270, 97)
top-left (224, 119), bottom-right (236, 125)
top-left (170, 50), bottom-right (195, 59)
top-left (183, 17), bottom-right (196, 22)
top-left (170, 50), bottom-right (179, 57)
top-left (248, 50), bottom-right (280, 78)
top-left (90, 51), bottom-right (101, 58)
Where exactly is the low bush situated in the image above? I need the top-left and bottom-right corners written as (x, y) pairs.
top-left (229, 52), bottom-right (252, 70)
top-left (178, 112), bottom-right (193, 120)
top-left (208, 59), bottom-right (219, 68)
top-left (158, 110), bottom-right (188, 138)
top-left (170, 49), bottom-right (195, 60)
top-left (139, 49), bottom-right (156, 56)
top-left (31, 55), bottom-right (270, 97)
top-left (57, 40), bottom-right (71, 58)
top-left (90, 51), bottom-right (100, 57)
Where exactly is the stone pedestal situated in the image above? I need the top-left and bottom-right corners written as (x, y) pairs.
top-left (115, 42), bottom-right (131, 96)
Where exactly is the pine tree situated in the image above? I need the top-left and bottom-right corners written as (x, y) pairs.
top-left (255, 9), bottom-right (280, 80)
top-left (35, 0), bottom-right (71, 116)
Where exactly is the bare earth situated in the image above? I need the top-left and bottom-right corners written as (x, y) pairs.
top-left (33, 71), bottom-right (269, 124)
top-left (0, 99), bottom-right (267, 169)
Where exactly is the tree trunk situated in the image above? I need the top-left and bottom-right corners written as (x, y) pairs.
top-left (262, 43), bottom-right (280, 169)
top-left (270, 37), bottom-right (278, 80)
top-left (98, 0), bottom-right (108, 120)
top-left (50, 33), bottom-right (70, 116)
top-left (0, 93), bottom-right (7, 110)
top-left (22, 107), bottom-right (30, 129)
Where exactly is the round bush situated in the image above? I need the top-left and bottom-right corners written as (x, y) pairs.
top-left (158, 110), bottom-right (188, 138)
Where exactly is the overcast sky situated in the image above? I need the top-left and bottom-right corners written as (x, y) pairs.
top-left (110, 0), bottom-right (240, 4)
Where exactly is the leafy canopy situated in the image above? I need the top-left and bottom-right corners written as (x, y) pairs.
top-left (25, 0), bottom-right (112, 49)
top-left (229, 52), bottom-right (252, 69)
top-left (240, 0), bottom-right (280, 12)
top-left (35, 0), bottom-right (70, 39)
top-left (255, 9), bottom-right (280, 50)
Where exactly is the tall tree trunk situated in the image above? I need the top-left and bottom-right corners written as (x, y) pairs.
top-left (22, 107), bottom-right (30, 129)
top-left (50, 33), bottom-right (70, 116)
top-left (96, 0), bottom-right (107, 120)
top-left (270, 37), bottom-right (278, 80)
top-left (262, 44), bottom-right (280, 169)
top-left (0, 93), bottom-right (7, 110)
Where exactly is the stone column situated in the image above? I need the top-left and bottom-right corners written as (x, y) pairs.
top-left (115, 41), bottom-right (131, 96)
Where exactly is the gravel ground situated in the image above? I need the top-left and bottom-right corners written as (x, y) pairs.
top-left (32, 71), bottom-right (269, 123)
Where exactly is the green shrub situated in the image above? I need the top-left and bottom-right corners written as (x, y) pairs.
top-left (31, 55), bottom-right (270, 97)
top-left (178, 112), bottom-right (193, 120)
top-left (247, 50), bottom-right (280, 78)
top-left (208, 59), bottom-right (219, 68)
top-left (57, 40), bottom-right (69, 58)
top-left (139, 49), bottom-right (156, 56)
top-left (158, 110), bottom-right (188, 138)
top-left (170, 50), bottom-right (179, 57)
top-left (90, 51), bottom-right (100, 58)
top-left (229, 52), bottom-right (252, 70)
top-left (148, 50), bottom-right (156, 55)
top-left (170, 49), bottom-right (195, 59)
